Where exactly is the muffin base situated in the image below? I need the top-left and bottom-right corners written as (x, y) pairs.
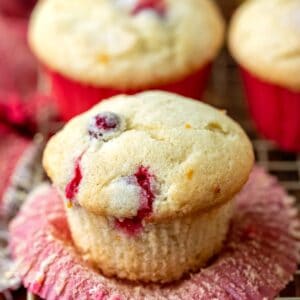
top-left (46, 64), bottom-right (212, 121)
top-left (241, 68), bottom-right (300, 152)
top-left (65, 199), bottom-right (233, 283)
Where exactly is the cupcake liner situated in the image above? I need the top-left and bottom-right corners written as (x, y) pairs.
top-left (65, 198), bottom-right (233, 283)
top-left (9, 167), bottom-right (300, 299)
top-left (47, 64), bottom-right (212, 121)
top-left (0, 124), bottom-right (44, 220)
top-left (240, 68), bottom-right (300, 152)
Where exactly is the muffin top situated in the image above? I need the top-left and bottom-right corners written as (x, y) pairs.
top-left (29, 0), bottom-right (224, 89)
top-left (229, 0), bottom-right (300, 91)
top-left (43, 92), bottom-right (253, 220)
top-left (43, 91), bottom-right (253, 221)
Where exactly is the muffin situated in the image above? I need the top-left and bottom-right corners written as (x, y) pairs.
top-left (229, 0), bottom-right (300, 152)
top-left (43, 91), bottom-right (254, 283)
top-left (29, 0), bottom-right (225, 120)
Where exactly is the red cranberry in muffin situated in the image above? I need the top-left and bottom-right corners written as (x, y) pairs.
top-left (88, 112), bottom-right (125, 141)
top-left (132, 0), bottom-right (166, 16)
top-left (115, 166), bottom-right (156, 235)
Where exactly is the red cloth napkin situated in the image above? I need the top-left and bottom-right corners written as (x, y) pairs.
top-left (0, 0), bottom-right (36, 18)
top-left (0, 15), bottom-right (59, 135)
top-left (0, 17), bottom-right (36, 95)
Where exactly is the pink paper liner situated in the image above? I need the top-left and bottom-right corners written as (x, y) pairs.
top-left (47, 64), bottom-right (212, 121)
top-left (9, 167), bottom-right (300, 300)
top-left (240, 68), bottom-right (300, 152)
top-left (0, 124), bottom-right (30, 209)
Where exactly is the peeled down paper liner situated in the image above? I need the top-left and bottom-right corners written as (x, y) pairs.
top-left (0, 16), bottom-right (59, 135)
top-left (9, 167), bottom-right (300, 299)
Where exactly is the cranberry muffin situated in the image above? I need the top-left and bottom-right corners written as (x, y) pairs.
top-left (43, 91), bottom-right (254, 283)
top-left (229, 0), bottom-right (300, 151)
top-left (29, 0), bottom-right (225, 120)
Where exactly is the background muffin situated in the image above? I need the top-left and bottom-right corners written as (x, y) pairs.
top-left (29, 0), bottom-right (225, 120)
top-left (229, 0), bottom-right (300, 152)
top-left (43, 91), bottom-right (254, 283)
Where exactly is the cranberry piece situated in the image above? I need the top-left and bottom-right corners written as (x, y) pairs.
top-left (115, 216), bottom-right (144, 236)
top-left (65, 155), bottom-right (83, 205)
top-left (134, 166), bottom-right (155, 218)
top-left (132, 0), bottom-right (166, 17)
top-left (115, 166), bottom-right (156, 236)
top-left (88, 112), bottom-right (121, 140)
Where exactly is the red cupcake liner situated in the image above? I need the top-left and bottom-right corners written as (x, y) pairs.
top-left (9, 167), bottom-right (300, 300)
top-left (47, 64), bottom-right (212, 121)
top-left (240, 68), bottom-right (300, 152)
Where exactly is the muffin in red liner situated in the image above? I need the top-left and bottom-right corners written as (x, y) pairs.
top-left (9, 167), bottom-right (300, 299)
top-left (29, 0), bottom-right (224, 120)
top-left (228, 0), bottom-right (300, 152)
top-left (0, 124), bottom-right (44, 220)
top-left (47, 64), bottom-right (212, 121)
top-left (240, 69), bottom-right (300, 152)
